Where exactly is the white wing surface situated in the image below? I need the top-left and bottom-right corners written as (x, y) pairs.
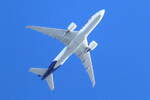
top-left (26, 26), bottom-right (78, 45)
top-left (76, 39), bottom-right (96, 87)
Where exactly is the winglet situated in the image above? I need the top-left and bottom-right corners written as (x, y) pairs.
top-left (26, 25), bottom-right (32, 29)
top-left (92, 80), bottom-right (96, 88)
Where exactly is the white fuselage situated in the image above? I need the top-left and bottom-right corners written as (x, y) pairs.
top-left (54, 10), bottom-right (105, 68)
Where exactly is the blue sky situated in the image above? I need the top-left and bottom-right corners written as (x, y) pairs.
top-left (0, 0), bottom-right (150, 100)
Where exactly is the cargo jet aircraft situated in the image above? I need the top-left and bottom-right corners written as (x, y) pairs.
top-left (26, 9), bottom-right (105, 90)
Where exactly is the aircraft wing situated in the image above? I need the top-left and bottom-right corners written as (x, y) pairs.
top-left (76, 39), bottom-right (96, 87)
top-left (26, 26), bottom-right (78, 45)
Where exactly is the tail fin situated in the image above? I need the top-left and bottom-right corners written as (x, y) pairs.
top-left (29, 68), bottom-right (55, 90)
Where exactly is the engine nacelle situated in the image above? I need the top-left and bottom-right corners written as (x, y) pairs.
top-left (67, 22), bottom-right (77, 32)
top-left (87, 41), bottom-right (98, 52)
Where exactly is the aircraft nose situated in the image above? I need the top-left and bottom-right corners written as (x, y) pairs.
top-left (97, 9), bottom-right (105, 16)
top-left (93, 9), bottom-right (105, 19)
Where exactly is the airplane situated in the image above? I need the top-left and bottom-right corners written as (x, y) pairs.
top-left (26, 9), bottom-right (105, 90)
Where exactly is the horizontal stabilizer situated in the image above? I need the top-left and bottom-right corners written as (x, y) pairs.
top-left (29, 68), bottom-right (47, 76)
top-left (46, 74), bottom-right (55, 90)
top-left (29, 67), bottom-right (55, 90)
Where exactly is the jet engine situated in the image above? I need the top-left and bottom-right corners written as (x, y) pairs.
top-left (67, 22), bottom-right (77, 32)
top-left (87, 41), bottom-right (98, 52)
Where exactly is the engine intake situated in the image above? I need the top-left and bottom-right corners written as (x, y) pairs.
top-left (67, 22), bottom-right (77, 32)
top-left (87, 41), bottom-right (98, 52)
